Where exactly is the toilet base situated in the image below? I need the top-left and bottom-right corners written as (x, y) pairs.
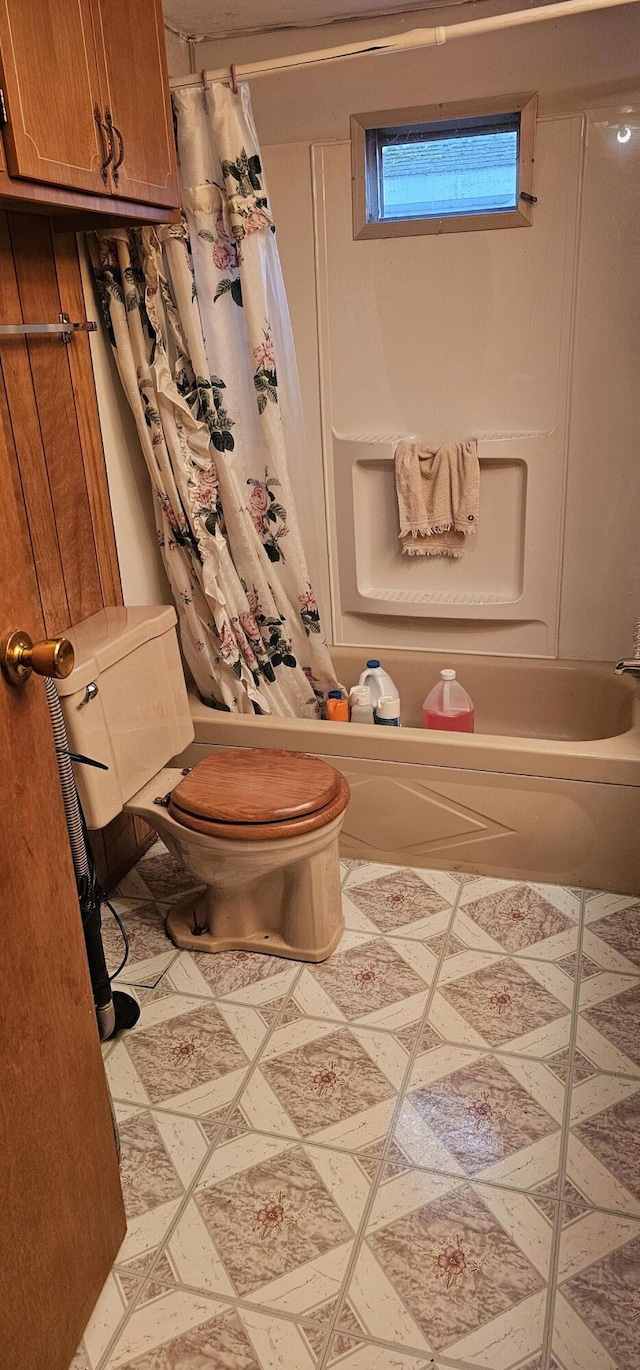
top-left (165, 888), bottom-right (344, 963)
top-left (127, 766), bottom-right (348, 965)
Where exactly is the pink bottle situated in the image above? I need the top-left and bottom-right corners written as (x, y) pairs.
top-left (423, 669), bottom-right (475, 733)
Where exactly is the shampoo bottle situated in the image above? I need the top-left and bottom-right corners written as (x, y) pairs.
top-left (375, 695), bottom-right (401, 726)
top-left (349, 685), bottom-right (375, 724)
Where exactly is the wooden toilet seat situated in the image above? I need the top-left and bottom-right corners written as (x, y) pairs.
top-left (168, 748), bottom-right (350, 841)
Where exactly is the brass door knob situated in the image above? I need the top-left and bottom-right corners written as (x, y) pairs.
top-left (1, 630), bottom-right (75, 685)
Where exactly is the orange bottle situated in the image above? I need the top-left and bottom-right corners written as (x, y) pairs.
top-left (325, 690), bottom-right (349, 721)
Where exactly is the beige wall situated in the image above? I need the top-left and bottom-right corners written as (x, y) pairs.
top-left (164, 26), bottom-right (191, 78)
top-left (192, 1), bottom-right (640, 661)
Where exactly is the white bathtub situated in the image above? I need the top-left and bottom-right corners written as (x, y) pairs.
top-left (175, 647), bottom-right (640, 894)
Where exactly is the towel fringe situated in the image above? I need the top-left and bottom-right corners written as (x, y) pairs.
top-left (402, 545), bottom-right (465, 558)
top-left (398, 524), bottom-right (477, 540)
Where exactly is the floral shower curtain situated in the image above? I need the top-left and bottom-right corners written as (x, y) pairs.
top-left (92, 80), bottom-right (337, 716)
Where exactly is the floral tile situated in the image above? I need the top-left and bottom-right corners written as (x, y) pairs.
top-left (112, 1251), bottom-right (184, 1309)
top-left (452, 879), bottom-right (581, 959)
top-left (191, 947), bottom-right (301, 1004)
top-left (343, 863), bottom-right (458, 939)
top-left (564, 1073), bottom-right (640, 1215)
top-left (216, 1105), bottom-right (257, 1143)
top-left (110, 1100), bottom-right (210, 1273)
top-left (341, 1168), bottom-right (552, 1364)
top-left (230, 1017), bottom-right (409, 1153)
top-left (166, 1131), bottom-right (371, 1318)
top-left (68, 1346), bottom-right (91, 1370)
top-left (117, 1111), bottom-right (184, 1221)
top-left (117, 952), bottom-right (301, 1023)
top-left (577, 974), bottom-right (640, 1076)
top-left (583, 895), bottom-right (640, 975)
top-left (324, 1335), bottom-right (444, 1366)
top-left (291, 930), bottom-right (434, 1033)
top-left (115, 978), bottom-right (175, 1010)
top-left (104, 1293), bottom-right (320, 1368)
top-left (114, 1247), bottom-right (162, 1281)
top-left (545, 1047), bottom-right (597, 1086)
top-left (130, 839), bottom-right (204, 902)
top-left (77, 839), bottom-right (640, 1370)
top-left (390, 1047), bottom-right (563, 1191)
top-left (400, 1017), bottom-right (446, 1058)
top-left (529, 1178), bottom-right (586, 1227)
top-left (80, 1269), bottom-right (136, 1369)
top-left (427, 954), bottom-right (573, 1058)
top-left (106, 993), bottom-right (264, 1113)
top-left (102, 898), bottom-right (176, 986)
top-left (518, 1358), bottom-right (564, 1370)
top-left (555, 952), bottom-right (601, 982)
top-left (553, 1206), bottom-right (640, 1369)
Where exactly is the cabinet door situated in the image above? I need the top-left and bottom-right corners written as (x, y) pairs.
top-left (0, 0), bottom-right (111, 195)
top-left (91, 0), bottom-right (178, 208)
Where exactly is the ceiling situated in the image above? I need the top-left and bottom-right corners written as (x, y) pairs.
top-left (162, 0), bottom-right (465, 40)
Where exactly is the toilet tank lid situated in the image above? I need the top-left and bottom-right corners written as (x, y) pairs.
top-left (55, 605), bottom-right (178, 696)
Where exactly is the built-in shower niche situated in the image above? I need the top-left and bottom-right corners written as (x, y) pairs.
top-left (352, 454), bottom-right (525, 605)
top-left (331, 436), bottom-right (564, 647)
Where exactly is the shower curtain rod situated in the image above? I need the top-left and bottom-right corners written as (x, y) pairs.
top-left (169, 0), bottom-right (639, 89)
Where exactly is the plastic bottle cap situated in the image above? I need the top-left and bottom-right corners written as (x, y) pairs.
top-left (366, 659), bottom-right (381, 668)
top-left (350, 685), bottom-right (372, 704)
top-left (440, 669), bottom-right (456, 680)
top-left (328, 690), bottom-right (342, 698)
top-left (376, 695), bottom-right (400, 719)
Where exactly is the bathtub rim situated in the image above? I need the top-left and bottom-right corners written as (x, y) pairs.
top-left (185, 684), bottom-right (640, 789)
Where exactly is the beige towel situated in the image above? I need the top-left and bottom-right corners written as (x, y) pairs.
top-left (395, 439), bottom-right (479, 558)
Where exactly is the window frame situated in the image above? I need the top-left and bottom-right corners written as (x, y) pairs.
top-left (351, 92), bottom-right (537, 240)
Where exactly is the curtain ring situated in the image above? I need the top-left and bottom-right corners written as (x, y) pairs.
top-left (230, 63), bottom-right (238, 94)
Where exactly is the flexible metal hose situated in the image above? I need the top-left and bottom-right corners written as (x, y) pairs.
top-left (45, 677), bottom-right (90, 881)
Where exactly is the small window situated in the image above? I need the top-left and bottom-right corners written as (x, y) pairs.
top-left (351, 94), bottom-right (536, 240)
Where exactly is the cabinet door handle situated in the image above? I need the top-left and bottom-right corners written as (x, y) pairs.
top-left (94, 104), bottom-right (114, 184)
top-left (110, 119), bottom-right (125, 187)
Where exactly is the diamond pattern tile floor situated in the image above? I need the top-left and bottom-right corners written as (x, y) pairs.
top-left (71, 847), bottom-right (640, 1369)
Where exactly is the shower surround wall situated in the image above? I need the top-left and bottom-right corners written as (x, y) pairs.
top-left (187, 0), bottom-right (640, 662)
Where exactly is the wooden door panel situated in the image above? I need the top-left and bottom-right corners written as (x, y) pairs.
top-left (91, 0), bottom-right (178, 208)
top-left (0, 0), bottom-right (109, 195)
top-left (0, 212), bottom-right (70, 633)
top-left (54, 232), bottom-right (123, 609)
top-left (0, 393), bottom-right (125, 1369)
top-left (8, 213), bottom-right (104, 624)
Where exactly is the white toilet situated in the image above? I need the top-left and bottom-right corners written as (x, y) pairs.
top-left (56, 605), bottom-right (349, 962)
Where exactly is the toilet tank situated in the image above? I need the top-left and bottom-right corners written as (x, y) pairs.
top-left (56, 605), bottom-right (195, 829)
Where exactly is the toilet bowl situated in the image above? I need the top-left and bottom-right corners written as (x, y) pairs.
top-left (127, 750), bottom-right (350, 961)
top-left (56, 606), bottom-right (350, 963)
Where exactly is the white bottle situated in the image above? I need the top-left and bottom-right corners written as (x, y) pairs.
top-left (349, 685), bottom-right (375, 724)
top-left (375, 695), bottom-right (401, 726)
top-left (358, 659), bottom-right (399, 711)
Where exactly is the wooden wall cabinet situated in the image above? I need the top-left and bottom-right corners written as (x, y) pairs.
top-left (0, 0), bottom-right (178, 221)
